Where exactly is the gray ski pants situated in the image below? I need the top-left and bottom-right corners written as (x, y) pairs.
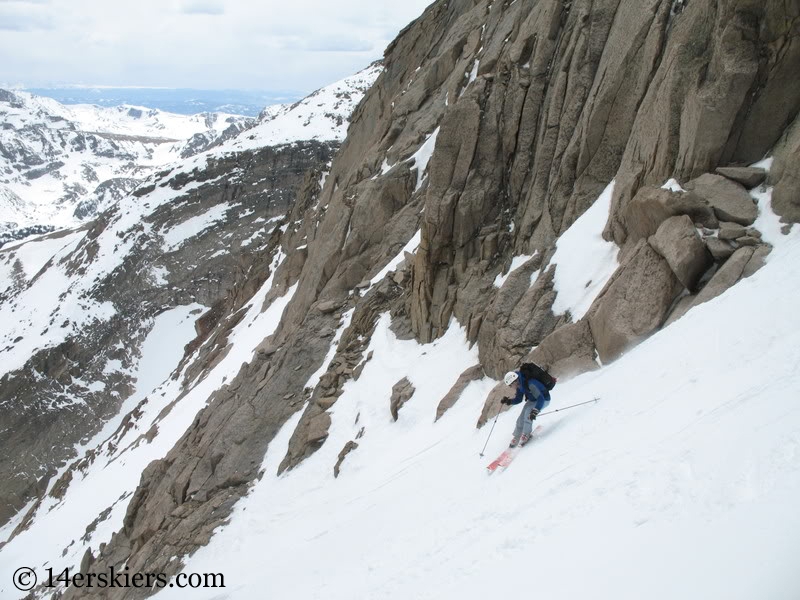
top-left (513, 399), bottom-right (548, 438)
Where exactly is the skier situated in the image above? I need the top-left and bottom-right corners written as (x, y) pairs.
top-left (500, 369), bottom-right (551, 447)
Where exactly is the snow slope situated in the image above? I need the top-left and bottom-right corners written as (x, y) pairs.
top-left (550, 180), bottom-right (620, 320)
top-left (151, 229), bottom-right (800, 598)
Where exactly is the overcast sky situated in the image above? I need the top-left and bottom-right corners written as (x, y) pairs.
top-left (0, 0), bottom-right (433, 93)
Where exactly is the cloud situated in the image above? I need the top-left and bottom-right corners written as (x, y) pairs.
top-left (0, 6), bottom-right (52, 30)
top-left (180, 0), bottom-right (224, 15)
top-left (0, 0), bottom-right (432, 90)
top-left (304, 35), bottom-right (374, 53)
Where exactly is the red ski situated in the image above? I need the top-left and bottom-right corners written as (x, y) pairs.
top-left (486, 425), bottom-right (543, 474)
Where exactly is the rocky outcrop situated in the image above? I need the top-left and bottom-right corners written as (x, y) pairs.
top-left (477, 260), bottom-right (563, 377)
top-left (279, 405), bottom-right (332, 475)
top-left (334, 441), bottom-right (359, 478)
top-left (650, 215), bottom-right (713, 291)
top-left (390, 377), bottom-right (416, 421)
top-left (588, 241), bottom-right (682, 363)
top-left (435, 364), bottom-right (484, 421)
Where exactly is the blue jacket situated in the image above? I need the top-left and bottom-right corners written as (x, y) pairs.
top-left (510, 371), bottom-right (550, 411)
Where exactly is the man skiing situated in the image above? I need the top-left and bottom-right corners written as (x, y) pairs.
top-left (500, 369), bottom-right (551, 447)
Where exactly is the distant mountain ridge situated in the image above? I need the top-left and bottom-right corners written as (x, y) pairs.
top-left (20, 87), bottom-right (301, 117)
top-left (0, 89), bottom-right (254, 244)
top-left (0, 65), bottom-right (385, 247)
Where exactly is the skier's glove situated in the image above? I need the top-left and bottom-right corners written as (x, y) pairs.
top-left (529, 408), bottom-right (540, 420)
top-left (500, 397), bottom-right (512, 405)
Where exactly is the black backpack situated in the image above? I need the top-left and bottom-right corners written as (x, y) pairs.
top-left (520, 362), bottom-right (557, 391)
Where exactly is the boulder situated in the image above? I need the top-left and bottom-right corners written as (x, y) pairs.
top-left (624, 186), bottom-right (718, 242)
top-left (715, 166), bottom-right (767, 188)
top-left (588, 241), bottom-right (682, 363)
top-left (666, 246), bottom-right (755, 324)
top-left (649, 215), bottom-right (713, 291)
top-left (435, 364), bottom-right (484, 421)
top-left (684, 173), bottom-right (757, 226)
top-left (316, 300), bottom-right (340, 314)
top-left (691, 246), bottom-right (753, 302)
top-left (705, 237), bottom-right (735, 261)
top-left (718, 222), bottom-right (747, 240)
top-left (745, 227), bottom-right (762, 239)
top-left (736, 236), bottom-right (760, 247)
top-left (741, 245), bottom-right (772, 279)
top-left (316, 396), bottom-right (338, 410)
top-left (523, 320), bottom-right (598, 380)
top-left (306, 412), bottom-right (332, 443)
top-left (389, 377), bottom-right (415, 421)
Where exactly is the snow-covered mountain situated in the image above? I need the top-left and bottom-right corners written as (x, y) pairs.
top-left (224, 61), bottom-right (383, 152)
top-left (1, 1), bottom-right (799, 599)
top-left (0, 89), bottom-right (253, 242)
top-left (0, 64), bottom-right (385, 247)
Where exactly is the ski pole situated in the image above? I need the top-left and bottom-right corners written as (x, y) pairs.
top-left (479, 411), bottom-right (500, 457)
top-left (539, 397), bottom-right (599, 417)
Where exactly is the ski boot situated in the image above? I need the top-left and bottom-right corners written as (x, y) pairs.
top-left (509, 436), bottom-right (518, 448)
top-left (519, 434), bottom-right (531, 447)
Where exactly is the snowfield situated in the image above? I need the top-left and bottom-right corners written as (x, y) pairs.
top-left (151, 222), bottom-right (800, 599)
